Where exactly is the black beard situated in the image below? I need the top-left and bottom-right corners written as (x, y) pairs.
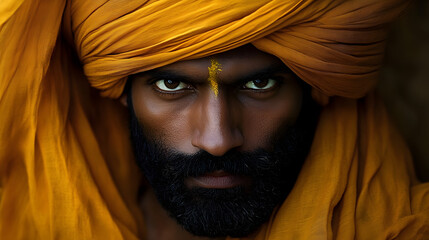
top-left (127, 87), bottom-right (318, 238)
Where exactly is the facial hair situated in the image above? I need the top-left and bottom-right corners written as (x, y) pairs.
top-left (127, 88), bottom-right (319, 238)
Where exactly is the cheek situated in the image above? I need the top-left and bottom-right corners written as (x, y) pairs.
top-left (239, 86), bottom-right (302, 150)
top-left (131, 86), bottom-right (196, 152)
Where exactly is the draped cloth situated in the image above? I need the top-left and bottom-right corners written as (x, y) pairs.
top-left (1, 0), bottom-right (428, 239)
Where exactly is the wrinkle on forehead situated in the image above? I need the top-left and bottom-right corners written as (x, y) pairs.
top-left (208, 59), bottom-right (222, 97)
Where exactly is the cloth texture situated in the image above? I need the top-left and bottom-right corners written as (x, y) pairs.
top-left (1, 0), bottom-right (428, 239)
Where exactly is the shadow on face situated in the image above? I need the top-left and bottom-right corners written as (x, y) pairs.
top-left (122, 44), bottom-right (304, 156)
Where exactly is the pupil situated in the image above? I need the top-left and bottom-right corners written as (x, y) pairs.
top-left (254, 79), bottom-right (268, 88)
top-left (165, 79), bottom-right (180, 89)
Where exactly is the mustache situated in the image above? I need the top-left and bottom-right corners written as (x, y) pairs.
top-left (132, 115), bottom-right (304, 187)
top-left (154, 148), bottom-right (280, 179)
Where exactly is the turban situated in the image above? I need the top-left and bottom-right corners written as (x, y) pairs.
top-left (1, 0), bottom-right (428, 239)
top-left (68, 0), bottom-right (406, 99)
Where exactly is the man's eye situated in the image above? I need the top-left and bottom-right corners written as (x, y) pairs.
top-left (155, 79), bottom-right (189, 92)
top-left (243, 79), bottom-right (277, 90)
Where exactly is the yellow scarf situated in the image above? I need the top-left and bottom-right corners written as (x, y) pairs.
top-left (1, 0), bottom-right (428, 239)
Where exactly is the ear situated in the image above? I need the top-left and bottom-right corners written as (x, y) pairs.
top-left (119, 93), bottom-right (128, 107)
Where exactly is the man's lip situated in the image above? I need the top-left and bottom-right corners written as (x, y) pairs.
top-left (185, 170), bottom-right (250, 189)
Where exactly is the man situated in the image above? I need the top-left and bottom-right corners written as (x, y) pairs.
top-left (122, 45), bottom-right (320, 239)
top-left (0, 0), bottom-right (428, 239)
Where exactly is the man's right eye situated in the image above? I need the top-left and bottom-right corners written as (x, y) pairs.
top-left (154, 79), bottom-right (190, 92)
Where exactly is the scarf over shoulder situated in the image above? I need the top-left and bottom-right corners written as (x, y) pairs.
top-left (1, 0), bottom-right (428, 239)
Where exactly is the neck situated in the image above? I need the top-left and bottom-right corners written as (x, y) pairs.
top-left (140, 187), bottom-right (225, 240)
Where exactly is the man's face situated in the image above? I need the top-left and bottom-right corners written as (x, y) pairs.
top-left (124, 45), bottom-right (318, 237)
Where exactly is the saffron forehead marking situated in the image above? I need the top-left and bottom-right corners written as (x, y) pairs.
top-left (207, 59), bottom-right (221, 97)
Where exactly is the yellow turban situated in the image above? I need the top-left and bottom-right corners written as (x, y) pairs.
top-left (1, 0), bottom-right (428, 239)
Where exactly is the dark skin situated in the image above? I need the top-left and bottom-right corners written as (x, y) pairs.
top-left (120, 45), bottom-right (304, 240)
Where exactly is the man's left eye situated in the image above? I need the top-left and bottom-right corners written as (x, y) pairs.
top-left (155, 79), bottom-right (189, 92)
top-left (243, 79), bottom-right (277, 90)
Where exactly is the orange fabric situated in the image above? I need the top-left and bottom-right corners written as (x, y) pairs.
top-left (1, 0), bottom-right (428, 239)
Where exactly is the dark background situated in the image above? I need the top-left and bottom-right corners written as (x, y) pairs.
top-left (378, 0), bottom-right (429, 181)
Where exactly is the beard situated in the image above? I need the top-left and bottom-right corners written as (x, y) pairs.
top-left (128, 89), bottom-right (318, 238)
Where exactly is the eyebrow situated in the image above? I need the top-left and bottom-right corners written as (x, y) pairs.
top-left (134, 64), bottom-right (293, 85)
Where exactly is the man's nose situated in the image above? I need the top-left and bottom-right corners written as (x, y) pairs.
top-left (191, 92), bottom-right (243, 156)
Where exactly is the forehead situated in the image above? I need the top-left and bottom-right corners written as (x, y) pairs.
top-left (142, 45), bottom-right (286, 83)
